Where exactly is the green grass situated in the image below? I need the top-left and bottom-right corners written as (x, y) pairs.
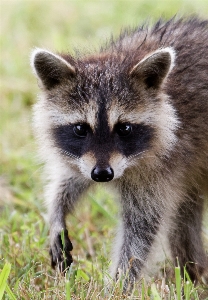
top-left (1, 1), bottom-right (208, 299)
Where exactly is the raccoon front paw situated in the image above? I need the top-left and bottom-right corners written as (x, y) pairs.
top-left (49, 229), bottom-right (73, 272)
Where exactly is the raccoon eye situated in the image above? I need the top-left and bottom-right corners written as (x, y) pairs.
top-left (115, 123), bottom-right (132, 137)
top-left (73, 124), bottom-right (89, 137)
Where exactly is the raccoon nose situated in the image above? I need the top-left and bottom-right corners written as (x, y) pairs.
top-left (91, 166), bottom-right (114, 182)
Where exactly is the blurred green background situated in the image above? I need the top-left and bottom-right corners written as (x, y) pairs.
top-left (1, 1), bottom-right (208, 298)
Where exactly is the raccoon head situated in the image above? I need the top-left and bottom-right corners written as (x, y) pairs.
top-left (31, 47), bottom-right (177, 182)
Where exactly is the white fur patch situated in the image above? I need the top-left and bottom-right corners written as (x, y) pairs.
top-left (140, 219), bottom-right (172, 279)
top-left (44, 101), bottom-right (99, 129)
top-left (109, 153), bottom-right (127, 179)
top-left (79, 152), bottom-right (96, 179)
top-left (110, 221), bottom-right (124, 278)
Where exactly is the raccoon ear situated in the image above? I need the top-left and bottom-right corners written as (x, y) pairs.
top-left (30, 48), bottom-right (76, 90)
top-left (130, 47), bottom-right (175, 90)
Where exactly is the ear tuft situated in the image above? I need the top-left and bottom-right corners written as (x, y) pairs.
top-left (130, 47), bottom-right (176, 90)
top-left (30, 48), bottom-right (76, 90)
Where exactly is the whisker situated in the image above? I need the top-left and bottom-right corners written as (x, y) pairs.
top-left (59, 149), bottom-right (79, 160)
top-left (128, 150), bottom-right (147, 160)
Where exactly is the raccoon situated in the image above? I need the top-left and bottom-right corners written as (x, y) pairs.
top-left (31, 18), bottom-right (208, 286)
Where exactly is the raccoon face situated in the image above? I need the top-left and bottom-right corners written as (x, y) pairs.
top-left (31, 47), bottom-right (176, 182)
top-left (53, 118), bottom-right (154, 181)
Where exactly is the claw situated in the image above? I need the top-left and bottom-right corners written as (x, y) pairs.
top-left (49, 229), bottom-right (73, 272)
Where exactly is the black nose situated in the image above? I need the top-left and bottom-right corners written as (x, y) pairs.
top-left (91, 166), bottom-right (114, 182)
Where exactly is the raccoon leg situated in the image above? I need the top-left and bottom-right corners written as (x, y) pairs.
top-left (169, 190), bottom-right (207, 282)
top-left (49, 228), bottom-right (73, 272)
top-left (111, 194), bottom-right (161, 289)
top-left (46, 177), bottom-right (90, 272)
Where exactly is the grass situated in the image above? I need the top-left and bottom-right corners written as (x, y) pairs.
top-left (0, 0), bottom-right (208, 299)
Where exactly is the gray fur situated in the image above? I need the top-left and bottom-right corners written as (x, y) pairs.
top-left (31, 17), bottom-right (208, 288)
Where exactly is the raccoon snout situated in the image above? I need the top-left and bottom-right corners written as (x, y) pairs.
top-left (91, 166), bottom-right (114, 182)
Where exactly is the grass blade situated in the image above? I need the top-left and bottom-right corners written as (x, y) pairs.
top-left (65, 279), bottom-right (71, 300)
top-left (151, 284), bottom-right (162, 300)
top-left (175, 262), bottom-right (181, 300)
top-left (5, 284), bottom-right (17, 300)
top-left (141, 278), bottom-right (145, 300)
top-left (0, 262), bottom-right (11, 300)
top-left (88, 194), bottom-right (116, 223)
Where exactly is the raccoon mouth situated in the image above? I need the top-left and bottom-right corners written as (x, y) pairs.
top-left (91, 166), bottom-right (114, 182)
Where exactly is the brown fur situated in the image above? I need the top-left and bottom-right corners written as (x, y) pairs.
top-left (31, 17), bottom-right (208, 288)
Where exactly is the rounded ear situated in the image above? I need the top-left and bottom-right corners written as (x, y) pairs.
top-left (30, 48), bottom-right (76, 90)
top-left (130, 47), bottom-right (176, 90)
